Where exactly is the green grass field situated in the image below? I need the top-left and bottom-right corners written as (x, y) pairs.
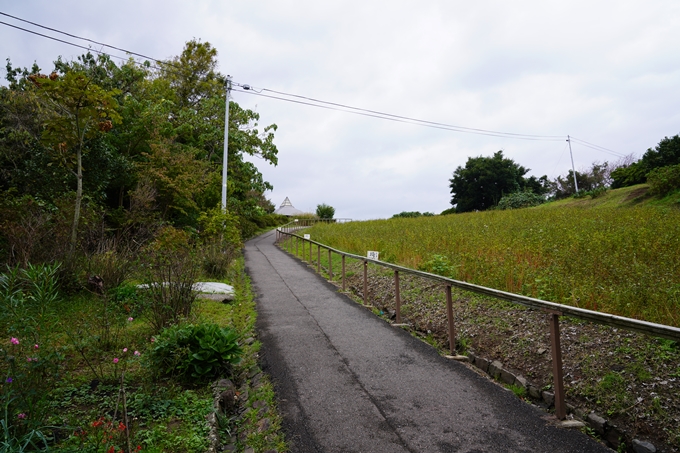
top-left (302, 185), bottom-right (680, 326)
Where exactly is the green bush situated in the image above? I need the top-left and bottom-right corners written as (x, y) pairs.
top-left (316, 204), bottom-right (335, 220)
top-left (147, 323), bottom-right (242, 382)
top-left (647, 164), bottom-right (680, 197)
top-left (418, 254), bottom-right (457, 278)
top-left (497, 191), bottom-right (546, 210)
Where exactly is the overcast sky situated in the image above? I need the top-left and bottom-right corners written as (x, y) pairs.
top-left (2, 1), bottom-right (679, 219)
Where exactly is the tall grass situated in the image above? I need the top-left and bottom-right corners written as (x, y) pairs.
top-left (305, 205), bottom-right (680, 326)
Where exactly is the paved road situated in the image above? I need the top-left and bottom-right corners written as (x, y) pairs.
top-left (246, 230), bottom-right (610, 453)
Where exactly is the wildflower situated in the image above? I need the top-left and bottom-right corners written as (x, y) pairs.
top-left (134, 350), bottom-right (140, 356)
top-left (27, 358), bottom-right (32, 362)
top-left (107, 446), bottom-right (115, 453)
top-left (10, 337), bottom-right (19, 345)
top-left (92, 418), bottom-right (104, 428)
top-left (123, 348), bottom-right (128, 353)
top-left (136, 446), bottom-right (142, 451)
top-left (113, 358), bottom-right (119, 364)
top-left (127, 317), bottom-right (134, 322)
top-left (17, 413), bottom-right (26, 419)
top-left (34, 344), bottom-right (39, 349)
top-left (118, 421), bottom-right (126, 431)
top-left (150, 337), bottom-right (155, 343)
top-left (6, 377), bottom-right (12, 383)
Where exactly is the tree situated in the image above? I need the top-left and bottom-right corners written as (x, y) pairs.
top-left (551, 161), bottom-right (611, 199)
top-left (32, 71), bottom-right (121, 257)
top-left (316, 203), bottom-right (335, 219)
top-left (611, 135), bottom-right (680, 188)
top-left (449, 151), bottom-right (536, 212)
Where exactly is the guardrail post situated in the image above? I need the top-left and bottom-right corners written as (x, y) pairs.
top-left (302, 238), bottom-right (305, 259)
top-left (296, 236), bottom-right (299, 256)
top-left (548, 312), bottom-right (566, 420)
top-left (309, 240), bottom-right (312, 263)
top-left (342, 255), bottom-right (346, 291)
top-left (317, 245), bottom-right (321, 273)
top-left (328, 249), bottom-right (333, 281)
top-left (363, 260), bottom-right (368, 305)
top-left (446, 285), bottom-right (455, 354)
top-left (394, 270), bottom-right (402, 323)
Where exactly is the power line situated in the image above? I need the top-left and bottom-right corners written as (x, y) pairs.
top-left (253, 86), bottom-right (565, 140)
top-left (1, 10), bottom-right (624, 153)
top-left (233, 88), bottom-right (565, 141)
top-left (0, 11), bottom-right (162, 64)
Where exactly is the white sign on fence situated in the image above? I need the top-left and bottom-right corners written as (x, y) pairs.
top-left (304, 234), bottom-right (310, 239)
top-left (367, 251), bottom-right (380, 260)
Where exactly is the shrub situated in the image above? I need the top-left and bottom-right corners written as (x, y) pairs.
top-left (147, 323), bottom-right (242, 382)
top-left (418, 254), bottom-right (457, 278)
top-left (142, 227), bottom-right (200, 332)
top-left (647, 164), bottom-right (680, 197)
top-left (497, 192), bottom-right (546, 210)
top-left (316, 204), bottom-right (335, 220)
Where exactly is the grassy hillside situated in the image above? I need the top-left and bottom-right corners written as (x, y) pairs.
top-left (306, 185), bottom-right (680, 326)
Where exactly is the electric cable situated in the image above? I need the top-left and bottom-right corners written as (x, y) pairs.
top-left (1, 10), bottom-right (623, 153)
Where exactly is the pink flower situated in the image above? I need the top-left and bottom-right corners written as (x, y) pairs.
top-left (127, 317), bottom-right (134, 322)
top-left (113, 358), bottom-right (119, 364)
top-left (26, 358), bottom-right (32, 362)
top-left (150, 337), bottom-right (155, 343)
top-left (17, 413), bottom-right (26, 419)
top-left (123, 348), bottom-right (128, 353)
top-left (34, 344), bottom-right (39, 350)
top-left (134, 351), bottom-right (140, 356)
top-left (10, 337), bottom-right (19, 345)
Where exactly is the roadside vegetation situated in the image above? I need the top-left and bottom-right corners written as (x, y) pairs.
top-left (305, 185), bottom-right (680, 327)
top-left (1, 41), bottom-right (289, 452)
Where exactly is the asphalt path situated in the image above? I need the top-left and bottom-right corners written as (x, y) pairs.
top-left (246, 230), bottom-right (611, 453)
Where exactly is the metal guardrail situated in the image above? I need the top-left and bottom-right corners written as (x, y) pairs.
top-left (275, 222), bottom-right (680, 420)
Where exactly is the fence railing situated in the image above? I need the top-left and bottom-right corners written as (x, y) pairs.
top-left (277, 218), bottom-right (352, 234)
top-left (275, 222), bottom-right (680, 420)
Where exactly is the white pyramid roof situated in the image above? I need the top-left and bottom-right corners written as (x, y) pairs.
top-left (274, 197), bottom-right (304, 216)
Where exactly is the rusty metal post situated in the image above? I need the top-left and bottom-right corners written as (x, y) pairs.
top-left (328, 249), bottom-right (333, 280)
top-left (342, 255), bottom-right (346, 291)
top-left (363, 260), bottom-right (368, 305)
top-left (549, 312), bottom-right (566, 420)
top-left (446, 285), bottom-right (455, 354)
top-left (317, 245), bottom-right (321, 273)
top-left (394, 270), bottom-right (402, 323)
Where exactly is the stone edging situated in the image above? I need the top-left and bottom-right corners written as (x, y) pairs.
top-left (465, 351), bottom-right (658, 453)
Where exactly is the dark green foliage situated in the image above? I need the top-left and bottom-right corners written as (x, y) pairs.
top-left (316, 203), bottom-right (335, 219)
top-left (449, 151), bottom-right (546, 212)
top-left (647, 164), bottom-right (680, 197)
top-left (147, 323), bottom-right (242, 382)
top-left (497, 191), bottom-right (546, 210)
top-left (611, 162), bottom-right (647, 188)
top-left (392, 211), bottom-right (429, 218)
top-left (612, 135), bottom-right (680, 188)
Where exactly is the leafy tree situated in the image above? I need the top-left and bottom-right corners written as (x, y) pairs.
top-left (449, 151), bottom-right (539, 212)
top-left (31, 71), bottom-right (121, 256)
top-left (316, 203), bottom-right (335, 219)
top-left (611, 135), bottom-right (680, 188)
top-left (551, 161), bottom-right (611, 199)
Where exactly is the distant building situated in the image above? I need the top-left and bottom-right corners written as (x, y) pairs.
top-left (274, 197), bottom-right (304, 216)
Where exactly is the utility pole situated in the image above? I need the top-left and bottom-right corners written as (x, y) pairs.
top-left (567, 135), bottom-right (579, 193)
top-left (221, 75), bottom-right (232, 212)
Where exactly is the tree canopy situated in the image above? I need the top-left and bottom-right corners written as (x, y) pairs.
top-left (0, 40), bottom-right (283, 264)
top-left (449, 151), bottom-right (547, 213)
